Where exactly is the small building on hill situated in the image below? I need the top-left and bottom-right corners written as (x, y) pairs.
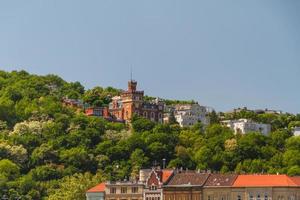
top-left (221, 119), bottom-right (271, 135)
top-left (173, 103), bottom-right (209, 127)
top-left (293, 127), bottom-right (300, 136)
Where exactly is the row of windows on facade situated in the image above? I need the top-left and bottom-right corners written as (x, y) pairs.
top-left (109, 187), bottom-right (139, 194)
top-left (146, 197), bottom-right (161, 200)
top-left (124, 111), bottom-right (162, 119)
top-left (206, 194), bottom-right (297, 200)
top-left (108, 199), bottom-right (139, 200)
top-left (165, 194), bottom-right (298, 200)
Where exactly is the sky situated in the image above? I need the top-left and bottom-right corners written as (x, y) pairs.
top-left (0, 1), bottom-right (299, 113)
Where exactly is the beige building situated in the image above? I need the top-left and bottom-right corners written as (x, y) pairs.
top-left (203, 174), bottom-right (238, 200)
top-left (105, 181), bottom-right (144, 200)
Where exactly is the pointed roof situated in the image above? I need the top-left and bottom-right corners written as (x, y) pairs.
top-left (162, 169), bottom-right (174, 183)
top-left (86, 182), bottom-right (106, 193)
top-left (233, 175), bottom-right (297, 187)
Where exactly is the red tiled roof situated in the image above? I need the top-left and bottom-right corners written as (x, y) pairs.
top-left (205, 174), bottom-right (237, 187)
top-left (162, 169), bottom-right (173, 183)
top-left (290, 176), bottom-right (300, 186)
top-left (87, 182), bottom-right (106, 193)
top-left (233, 175), bottom-right (297, 187)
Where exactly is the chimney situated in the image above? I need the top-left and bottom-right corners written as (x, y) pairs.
top-left (162, 158), bottom-right (166, 169)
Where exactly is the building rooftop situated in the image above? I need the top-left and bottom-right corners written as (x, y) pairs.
top-left (204, 174), bottom-right (238, 187)
top-left (86, 182), bottom-right (106, 193)
top-left (233, 175), bottom-right (297, 187)
top-left (166, 172), bottom-right (209, 186)
top-left (290, 176), bottom-right (300, 186)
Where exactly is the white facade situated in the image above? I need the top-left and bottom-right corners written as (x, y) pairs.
top-left (174, 103), bottom-right (209, 127)
top-left (222, 119), bottom-right (271, 135)
top-left (293, 127), bottom-right (300, 136)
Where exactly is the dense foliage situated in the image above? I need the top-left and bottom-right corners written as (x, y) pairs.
top-left (0, 70), bottom-right (299, 199)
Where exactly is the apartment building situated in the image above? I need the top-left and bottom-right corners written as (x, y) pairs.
top-left (221, 119), bottom-right (271, 135)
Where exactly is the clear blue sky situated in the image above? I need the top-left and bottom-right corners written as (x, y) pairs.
top-left (0, 1), bottom-right (299, 113)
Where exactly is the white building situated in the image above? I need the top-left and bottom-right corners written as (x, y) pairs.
top-left (293, 127), bottom-right (300, 136)
top-left (174, 103), bottom-right (209, 127)
top-left (221, 119), bottom-right (271, 135)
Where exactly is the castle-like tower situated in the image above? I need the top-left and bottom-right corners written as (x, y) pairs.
top-left (109, 80), bottom-right (164, 123)
top-left (121, 80), bottom-right (144, 121)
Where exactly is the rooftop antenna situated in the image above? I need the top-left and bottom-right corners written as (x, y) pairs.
top-left (130, 66), bottom-right (133, 81)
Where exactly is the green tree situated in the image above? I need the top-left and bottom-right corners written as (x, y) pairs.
top-left (0, 159), bottom-right (20, 180)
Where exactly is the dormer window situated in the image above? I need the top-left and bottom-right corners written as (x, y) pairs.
top-left (150, 184), bottom-right (157, 190)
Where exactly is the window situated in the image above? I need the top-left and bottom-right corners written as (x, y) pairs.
top-left (121, 187), bottom-right (127, 194)
top-left (150, 185), bottom-right (157, 190)
top-left (151, 112), bottom-right (155, 118)
top-left (264, 195), bottom-right (268, 200)
top-left (237, 195), bottom-right (242, 200)
top-left (144, 111), bottom-right (148, 118)
top-left (257, 194), bottom-right (261, 200)
top-left (208, 196), bottom-right (211, 200)
top-left (249, 195), bottom-right (254, 200)
top-left (132, 187), bottom-right (138, 193)
top-left (110, 187), bottom-right (116, 194)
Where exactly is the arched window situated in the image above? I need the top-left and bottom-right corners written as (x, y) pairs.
top-left (144, 111), bottom-right (148, 118)
top-left (151, 112), bottom-right (155, 118)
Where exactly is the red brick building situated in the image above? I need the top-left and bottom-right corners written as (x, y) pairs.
top-left (109, 80), bottom-right (164, 123)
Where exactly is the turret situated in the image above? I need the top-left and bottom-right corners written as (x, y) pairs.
top-left (128, 80), bottom-right (137, 92)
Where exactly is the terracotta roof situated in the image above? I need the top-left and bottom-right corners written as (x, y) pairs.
top-left (205, 174), bottom-right (237, 187)
top-left (87, 182), bottom-right (106, 193)
top-left (162, 169), bottom-right (174, 183)
top-left (167, 172), bottom-right (209, 186)
top-left (233, 175), bottom-right (297, 187)
top-left (290, 176), bottom-right (300, 186)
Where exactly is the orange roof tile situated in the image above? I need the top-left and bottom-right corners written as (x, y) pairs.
top-left (87, 182), bottom-right (106, 193)
top-left (162, 169), bottom-right (173, 183)
top-left (233, 175), bottom-right (297, 187)
top-left (290, 176), bottom-right (300, 186)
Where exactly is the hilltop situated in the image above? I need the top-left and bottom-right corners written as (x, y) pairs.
top-left (0, 70), bottom-right (299, 199)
